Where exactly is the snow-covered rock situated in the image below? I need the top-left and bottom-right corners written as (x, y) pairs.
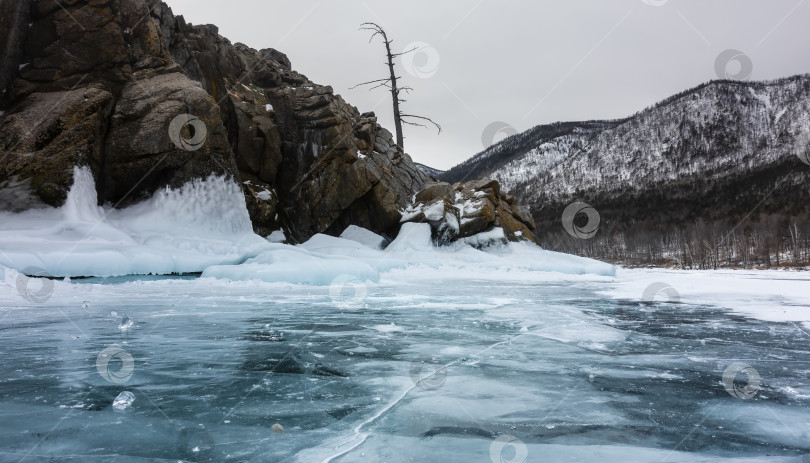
top-left (401, 179), bottom-right (536, 246)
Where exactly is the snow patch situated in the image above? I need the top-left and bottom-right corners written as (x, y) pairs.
top-left (602, 268), bottom-right (810, 328)
top-left (371, 323), bottom-right (404, 333)
top-left (422, 201), bottom-right (445, 221)
top-left (340, 225), bottom-right (386, 249)
top-left (267, 230), bottom-right (286, 243)
top-left (462, 227), bottom-right (505, 247)
top-left (385, 223), bottom-right (433, 253)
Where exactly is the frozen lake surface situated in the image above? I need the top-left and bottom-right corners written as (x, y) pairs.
top-left (1, 270), bottom-right (809, 462)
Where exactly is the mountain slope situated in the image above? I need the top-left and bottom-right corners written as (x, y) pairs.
top-left (442, 75), bottom-right (810, 267)
top-left (414, 162), bottom-right (445, 179)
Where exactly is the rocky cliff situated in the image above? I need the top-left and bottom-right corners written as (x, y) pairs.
top-left (0, 0), bottom-right (536, 246)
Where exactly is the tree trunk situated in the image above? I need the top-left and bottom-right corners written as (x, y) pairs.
top-left (383, 38), bottom-right (404, 151)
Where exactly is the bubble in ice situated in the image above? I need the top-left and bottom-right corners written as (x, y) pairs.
top-left (118, 316), bottom-right (135, 331)
top-left (177, 426), bottom-right (215, 461)
top-left (112, 391), bottom-right (135, 411)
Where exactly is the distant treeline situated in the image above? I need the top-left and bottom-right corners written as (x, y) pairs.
top-left (539, 217), bottom-right (810, 269)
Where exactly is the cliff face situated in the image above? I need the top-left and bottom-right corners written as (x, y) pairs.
top-left (0, 0), bottom-right (428, 242)
top-left (0, 0), bottom-right (537, 245)
top-left (0, 0), bottom-right (238, 214)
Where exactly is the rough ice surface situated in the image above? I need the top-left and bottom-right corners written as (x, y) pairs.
top-left (339, 225), bottom-right (387, 249)
top-left (0, 167), bottom-right (267, 277)
top-left (0, 267), bottom-right (808, 462)
top-left (1, 167), bottom-right (807, 462)
top-left (202, 244), bottom-right (381, 285)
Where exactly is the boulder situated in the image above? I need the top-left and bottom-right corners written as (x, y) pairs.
top-left (415, 181), bottom-right (453, 205)
top-left (242, 179), bottom-right (283, 237)
top-left (402, 179), bottom-right (537, 246)
top-left (102, 70), bottom-right (237, 205)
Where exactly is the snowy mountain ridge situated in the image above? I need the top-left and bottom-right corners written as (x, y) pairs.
top-left (414, 162), bottom-right (446, 179)
top-left (445, 75), bottom-right (810, 201)
top-left (441, 75), bottom-right (810, 235)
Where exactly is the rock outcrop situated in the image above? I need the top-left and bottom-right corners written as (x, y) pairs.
top-left (0, 0), bottom-right (533, 246)
top-left (401, 179), bottom-right (537, 246)
top-left (0, 0), bottom-right (238, 210)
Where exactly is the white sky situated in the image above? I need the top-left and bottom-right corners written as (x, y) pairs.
top-left (163, 0), bottom-right (810, 170)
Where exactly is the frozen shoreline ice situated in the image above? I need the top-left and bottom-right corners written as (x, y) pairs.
top-left (0, 167), bottom-right (615, 280)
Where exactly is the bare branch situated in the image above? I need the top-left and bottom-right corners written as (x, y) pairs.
top-left (349, 78), bottom-right (390, 90)
top-left (369, 81), bottom-right (392, 91)
top-left (401, 119), bottom-right (428, 129)
top-left (359, 22), bottom-right (388, 44)
top-left (401, 114), bottom-right (442, 134)
top-left (391, 46), bottom-right (418, 57)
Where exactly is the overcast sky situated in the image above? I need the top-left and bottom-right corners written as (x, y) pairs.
top-left (164, 0), bottom-right (810, 170)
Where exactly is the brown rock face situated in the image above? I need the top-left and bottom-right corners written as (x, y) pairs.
top-left (150, 5), bottom-right (431, 240)
top-left (0, 86), bottom-right (114, 208)
top-left (0, 0), bottom-right (237, 209)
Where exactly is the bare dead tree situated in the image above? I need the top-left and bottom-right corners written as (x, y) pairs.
top-left (353, 22), bottom-right (440, 152)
